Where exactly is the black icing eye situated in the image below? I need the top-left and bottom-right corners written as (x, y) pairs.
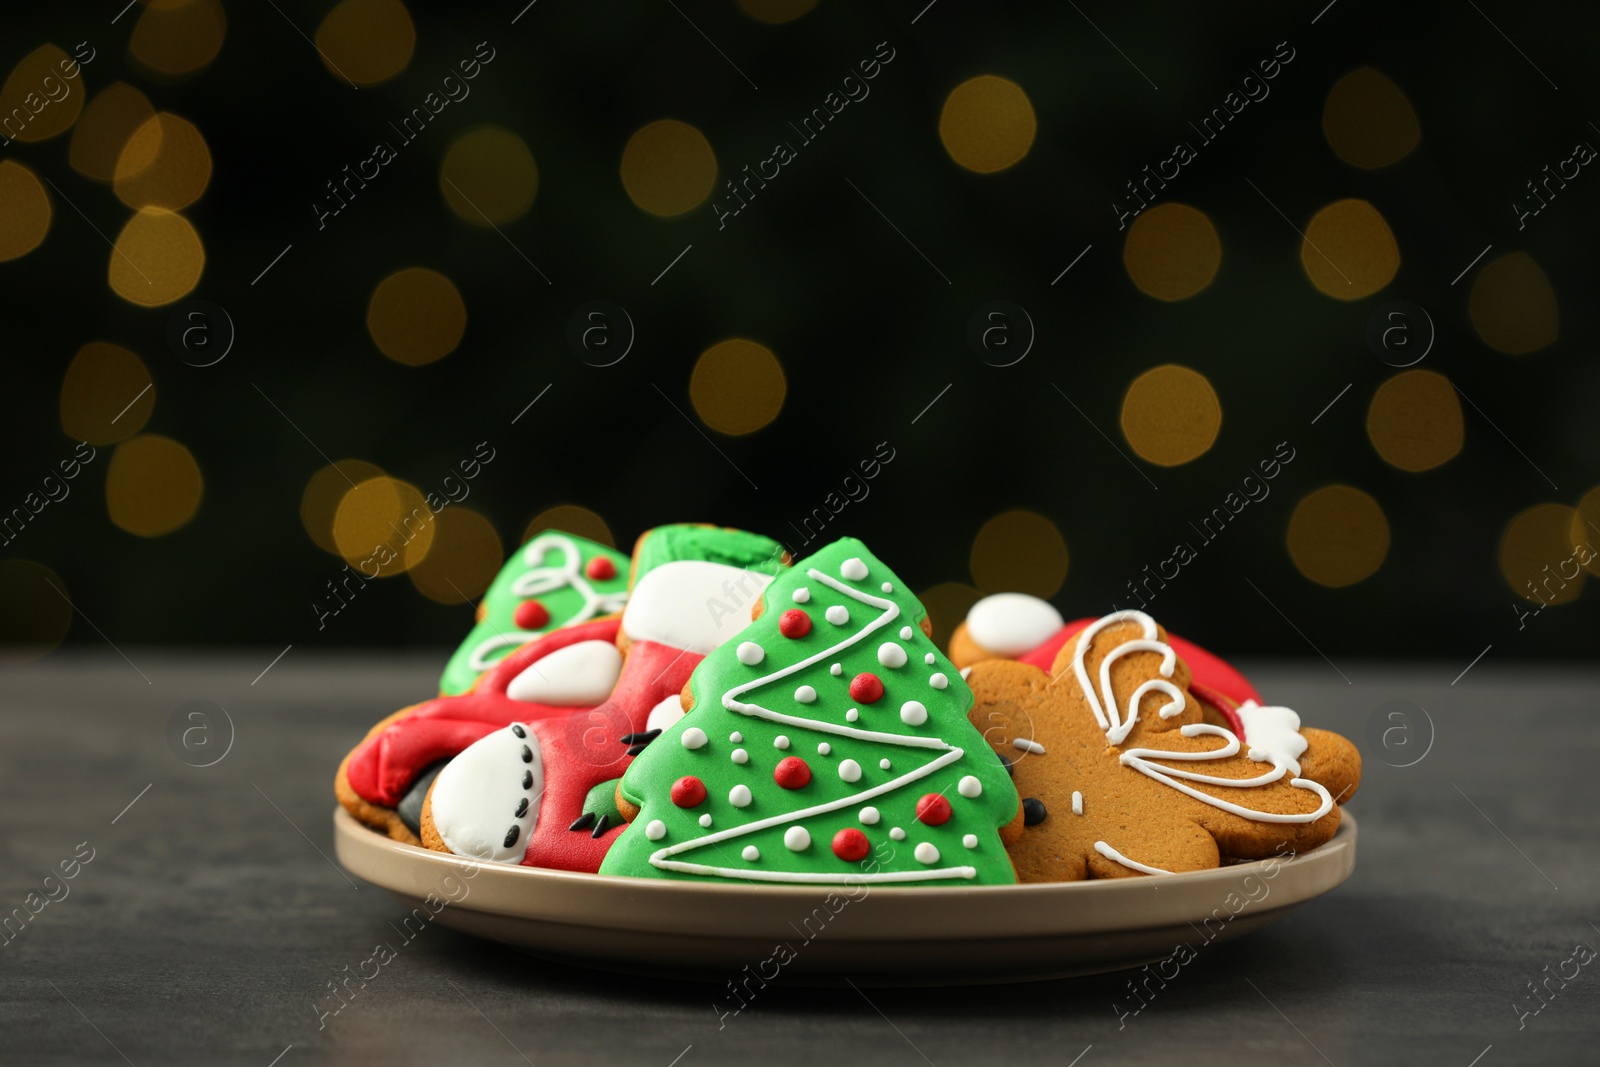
top-left (1022, 797), bottom-right (1048, 826)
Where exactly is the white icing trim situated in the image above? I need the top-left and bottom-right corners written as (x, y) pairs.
top-left (646, 694), bottom-right (686, 733)
top-left (1118, 724), bottom-right (1333, 824)
top-left (1094, 840), bottom-right (1172, 876)
top-left (966, 592), bottom-right (1065, 656)
top-left (1237, 700), bottom-right (1308, 777)
top-left (504, 640), bottom-right (622, 705)
top-left (622, 561), bottom-right (773, 655)
top-left (431, 726), bottom-right (542, 865)
top-left (466, 534), bottom-right (628, 672)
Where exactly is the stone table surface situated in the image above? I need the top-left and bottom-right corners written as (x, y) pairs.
top-left (1, 651), bottom-right (1596, 1066)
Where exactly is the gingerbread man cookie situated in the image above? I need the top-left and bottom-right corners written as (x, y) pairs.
top-left (966, 610), bottom-right (1359, 881)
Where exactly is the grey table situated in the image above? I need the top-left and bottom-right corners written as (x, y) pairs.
top-left (2, 651), bottom-right (1596, 1066)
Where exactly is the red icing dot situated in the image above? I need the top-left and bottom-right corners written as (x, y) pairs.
top-left (512, 599), bottom-right (550, 630)
top-left (915, 793), bottom-right (952, 826)
top-left (778, 609), bottom-right (812, 639)
top-left (773, 756), bottom-right (812, 790)
top-left (832, 827), bottom-right (870, 862)
top-left (586, 557), bottom-right (617, 581)
top-left (671, 776), bottom-right (707, 808)
top-left (849, 673), bottom-right (885, 704)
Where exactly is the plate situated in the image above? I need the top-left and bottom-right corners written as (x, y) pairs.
top-left (333, 807), bottom-right (1357, 986)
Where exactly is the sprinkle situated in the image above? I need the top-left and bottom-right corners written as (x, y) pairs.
top-left (914, 842), bottom-right (940, 865)
top-left (900, 700), bottom-right (928, 726)
top-left (784, 826), bottom-right (811, 851)
top-left (568, 812), bottom-right (595, 832)
top-left (962, 834), bottom-right (978, 849)
top-left (845, 709), bottom-right (859, 722)
top-left (877, 642), bottom-right (908, 668)
top-left (736, 641), bottom-right (765, 665)
top-left (511, 725), bottom-right (526, 739)
top-left (1072, 791), bottom-right (1083, 815)
top-left (825, 605), bottom-right (850, 625)
top-left (504, 826), bottom-right (520, 848)
top-left (792, 588), bottom-right (811, 604)
top-left (795, 685), bottom-right (817, 704)
top-left (859, 806), bottom-right (880, 825)
top-left (830, 663), bottom-right (843, 676)
top-left (699, 813), bottom-right (713, 828)
top-left (520, 745), bottom-right (533, 763)
top-left (881, 582), bottom-right (893, 593)
top-left (742, 845), bottom-right (760, 861)
top-left (522, 770), bottom-right (533, 789)
top-left (838, 759), bottom-right (861, 782)
top-left (817, 742), bottom-right (832, 756)
top-left (590, 815), bottom-right (610, 838)
top-left (729, 784), bottom-right (752, 807)
top-left (625, 742), bottom-right (650, 756)
top-left (879, 758), bottom-right (891, 770)
top-left (929, 673), bottom-right (949, 690)
top-left (645, 819), bottom-right (666, 841)
top-left (889, 827), bottom-right (906, 841)
top-left (681, 728), bottom-right (707, 750)
top-left (841, 557), bottom-right (868, 580)
top-left (1012, 738), bottom-right (1046, 755)
top-left (774, 735), bottom-right (790, 750)
top-left (924, 653), bottom-right (936, 665)
top-left (899, 626), bottom-right (914, 640)
top-left (619, 730), bottom-right (660, 745)
top-left (514, 797), bottom-right (529, 817)
top-left (731, 748), bottom-right (749, 764)
top-left (958, 775), bottom-right (983, 798)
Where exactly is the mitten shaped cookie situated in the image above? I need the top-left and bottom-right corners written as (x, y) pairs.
top-left (967, 610), bottom-right (1358, 881)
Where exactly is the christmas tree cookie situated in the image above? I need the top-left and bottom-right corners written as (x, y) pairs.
top-left (601, 537), bottom-right (1022, 886)
top-left (440, 531), bottom-right (630, 695)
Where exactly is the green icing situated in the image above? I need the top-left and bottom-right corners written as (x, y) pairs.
top-left (602, 537), bottom-right (1020, 886)
top-left (438, 531), bottom-right (630, 695)
top-left (582, 779), bottom-right (625, 825)
top-left (632, 524), bottom-right (785, 581)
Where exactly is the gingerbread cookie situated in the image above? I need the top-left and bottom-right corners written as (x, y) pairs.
top-left (966, 610), bottom-right (1359, 881)
top-left (602, 538), bottom-right (1023, 886)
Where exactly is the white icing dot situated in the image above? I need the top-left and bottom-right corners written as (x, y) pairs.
top-left (736, 641), bottom-right (765, 666)
top-left (900, 700), bottom-right (928, 726)
top-left (784, 826), bottom-right (811, 851)
top-left (792, 588), bottom-right (811, 604)
top-left (681, 727), bottom-right (707, 750)
top-left (899, 626), bottom-right (914, 640)
top-left (838, 759), bottom-right (862, 783)
top-left (879, 758), bottom-right (891, 770)
top-left (877, 642), bottom-right (908, 668)
top-left (881, 582), bottom-right (893, 593)
top-left (841, 557), bottom-right (868, 581)
top-left (914, 842), bottom-right (940, 864)
top-left (699, 814), bottom-right (713, 827)
top-left (731, 748), bottom-right (749, 764)
top-left (645, 819), bottom-right (666, 841)
top-left (774, 735), bottom-right (790, 750)
top-left (729, 784), bottom-right (752, 807)
top-left (825, 605), bottom-right (850, 625)
top-left (958, 775), bottom-right (983, 798)
top-left (1012, 738), bottom-right (1046, 755)
top-left (889, 827), bottom-right (906, 841)
top-left (742, 845), bottom-right (760, 861)
top-left (795, 685), bottom-right (818, 704)
top-left (845, 709), bottom-right (859, 722)
top-left (924, 653), bottom-right (936, 665)
top-left (859, 806), bottom-right (880, 825)
top-left (829, 663), bottom-right (843, 676)
top-left (929, 673), bottom-right (949, 690)
top-left (962, 834), bottom-right (978, 849)
top-left (729, 731), bottom-right (743, 743)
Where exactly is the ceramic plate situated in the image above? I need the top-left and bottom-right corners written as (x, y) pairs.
top-left (333, 807), bottom-right (1356, 986)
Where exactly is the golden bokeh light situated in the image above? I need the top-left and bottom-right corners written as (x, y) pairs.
top-left (523, 505), bottom-right (614, 549)
top-left (314, 0), bottom-right (416, 86)
top-left (129, 0), bottom-right (228, 77)
top-left (1468, 252), bottom-right (1558, 355)
top-left (440, 126), bottom-right (538, 226)
top-left (1300, 198), bottom-right (1399, 300)
top-left (918, 581), bottom-right (982, 651)
top-left (1571, 487), bottom-right (1600, 578)
top-left (1123, 203), bottom-right (1222, 301)
top-left (60, 342), bottom-right (154, 445)
top-left (108, 209), bottom-right (205, 306)
top-left (689, 339), bottom-right (787, 435)
top-left (0, 161), bottom-right (51, 262)
top-left (70, 83), bottom-right (157, 183)
top-left (0, 560), bottom-right (73, 663)
top-left (301, 459), bottom-right (387, 554)
top-left (409, 507), bottom-right (504, 604)
top-left (620, 119), bottom-right (718, 217)
top-left (1287, 485), bottom-right (1390, 588)
top-left (1120, 364), bottom-right (1222, 466)
top-left (1366, 369), bottom-right (1463, 472)
top-left (939, 75), bottom-right (1037, 174)
top-left (1322, 67), bottom-right (1420, 169)
top-left (1500, 503), bottom-right (1584, 605)
top-left (969, 510), bottom-right (1068, 598)
top-left (106, 434), bottom-right (203, 537)
top-left (736, 0), bottom-right (820, 22)
top-left (114, 113), bottom-right (213, 210)
top-left (0, 44), bottom-right (85, 143)
top-left (366, 268), bottom-right (466, 365)
top-left (332, 476), bottom-right (435, 577)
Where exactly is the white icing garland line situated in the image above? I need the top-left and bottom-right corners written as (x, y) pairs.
top-left (1096, 638), bottom-right (1184, 745)
top-left (652, 567), bottom-right (980, 883)
top-left (1094, 840), bottom-right (1173, 876)
top-left (1118, 724), bottom-right (1333, 824)
top-left (1069, 610), bottom-right (1161, 736)
top-left (466, 533), bottom-right (627, 671)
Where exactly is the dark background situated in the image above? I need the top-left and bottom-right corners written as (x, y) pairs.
top-left (2, 0), bottom-right (1596, 666)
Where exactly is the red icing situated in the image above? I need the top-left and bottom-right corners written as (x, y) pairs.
top-left (832, 827), bottom-right (870, 862)
top-left (773, 756), bottom-right (812, 789)
top-left (512, 599), bottom-right (551, 630)
top-left (1016, 618), bottom-right (1263, 707)
top-left (778, 609), bottom-right (812, 638)
top-left (671, 776), bottom-right (708, 808)
top-left (849, 673), bottom-right (885, 704)
top-left (585, 557), bottom-right (617, 581)
top-left (915, 793), bottom-right (952, 826)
